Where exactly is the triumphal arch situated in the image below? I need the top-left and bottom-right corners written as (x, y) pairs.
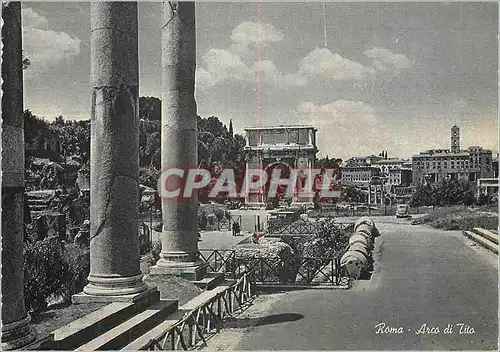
top-left (244, 125), bottom-right (318, 207)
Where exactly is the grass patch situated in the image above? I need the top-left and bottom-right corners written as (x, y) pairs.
top-left (420, 206), bottom-right (498, 231)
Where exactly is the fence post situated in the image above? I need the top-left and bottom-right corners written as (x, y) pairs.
top-left (331, 259), bottom-right (335, 284)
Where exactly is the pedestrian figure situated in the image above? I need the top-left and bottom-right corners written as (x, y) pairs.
top-left (233, 221), bottom-right (240, 236)
top-left (252, 231), bottom-right (259, 244)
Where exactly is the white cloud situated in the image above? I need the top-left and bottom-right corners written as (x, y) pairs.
top-left (197, 50), bottom-right (306, 89)
top-left (197, 21), bottom-right (306, 90)
top-left (197, 23), bottom-right (411, 91)
top-left (252, 60), bottom-right (307, 87)
top-left (298, 48), bottom-right (375, 82)
top-left (196, 49), bottom-right (253, 88)
top-left (364, 47), bottom-right (411, 74)
top-left (22, 8), bottom-right (81, 73)
top-left (230, 22), bottom-right (284, 48)
top-left (21, 7), bottom-right (48, 27)
top-left (297, 100), bottom-right (387, 158)
top-left (298, 100), bottom-right (377, 125)
top-left (449, 99), bottom-right (468, 113)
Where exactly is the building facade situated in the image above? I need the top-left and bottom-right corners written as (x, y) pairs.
top-left (493, 154), bottom-right (499, 178)
top-left (244, 125), bottom-right (318, 206)
top-left (341, 162), bottom-right (381, 187)
top-left (412, 126), bottom-right (493, 185)
top-left (387, 167), bottom-right (412, 186)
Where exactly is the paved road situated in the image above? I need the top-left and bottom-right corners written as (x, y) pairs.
top-left (198, 230), bottom-right (251, 251)
top-left (221, 217), bottom-right (498, 350)
top-left (229, 209), bottom-right (271, 233)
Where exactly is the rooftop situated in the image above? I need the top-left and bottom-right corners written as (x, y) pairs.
top-left (244, 144), bottom-right (315, 151)
top-left (413, 149), bottom-right (470, 157)
top-left (373, 158), bottom-right (409, 164)
top-left (244, 125), bottom-right (316, 131)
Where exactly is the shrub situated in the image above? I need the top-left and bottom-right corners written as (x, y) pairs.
top-left (420, 206), bottom-right (499, 231)
top-left (143, 240), bottom-right (162, 268)
top-left (23, 238), bottom-right (91, 314)
top-left (213, 208), bottom-right (225, 221)
top-left (23, 237), bottom-right (71, 313)
top-left (198, 211), bottom-right (208, 230)
top-left (60, 245), bottom-right (90, 302)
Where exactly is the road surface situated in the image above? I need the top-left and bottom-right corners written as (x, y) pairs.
top-left (198, 230), bottom-right (251, 251)
top-left (204, 216), bottom-right (498, 350)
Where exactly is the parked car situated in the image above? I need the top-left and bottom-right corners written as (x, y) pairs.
top-left (395, 204), bottom-right (410, 218)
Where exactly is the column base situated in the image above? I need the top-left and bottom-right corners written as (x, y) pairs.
top-left (82, 273), bottom-right (148, 296)
top-left (150, 260), bottom-right (208, 281)
top-left (72, 285), bottom-right (159, 304)
top-left (1, 315), bottom-right (37, 351)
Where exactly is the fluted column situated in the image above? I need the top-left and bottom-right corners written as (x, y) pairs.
top-left (1, 2), bottom-right (37, 349)
top-left (82, 1), bottom-right (148, 296)
top-left (153, 1), bottom-right (205, 279)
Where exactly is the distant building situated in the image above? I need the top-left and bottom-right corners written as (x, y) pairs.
top-left (491, 154), bottom-right (498, 178)
top-left (412, 126), bottom-right (493, 185)
top-left (343, 156), bottom-right (412, 188)
top-left (341, 162), bottom-right (381, 187)
top-left (344, 155), bottom-right (384, 166)
top-left (477, 178), bottom-right (499, 200)
top-left (387, 167), bottom-right (412, 187)
top-left (371, 158), bottom-right (412, 186)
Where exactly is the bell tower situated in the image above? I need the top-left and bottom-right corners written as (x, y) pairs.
top-left (451, 125), bottom-right (460, 153)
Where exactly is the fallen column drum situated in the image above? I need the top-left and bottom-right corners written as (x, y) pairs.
top-left (354, 216), bottom-right (376, 231)
top-left (340, 250), bottom-right (368, 279)
top-left (348, 242), bottom-right (370, 257)
top-left (349, 234), bottom-right (373, 250)
top-left (355, 223), bottom-right (379, 240)
top-left (348, 243), bottom-right (374, 268)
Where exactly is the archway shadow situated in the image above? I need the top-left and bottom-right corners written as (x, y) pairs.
top-left (224, 313), bottom-right (304, 329)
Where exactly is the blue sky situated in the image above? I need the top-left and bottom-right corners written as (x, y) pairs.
top-left (22, 2), bottom-right (498, 160)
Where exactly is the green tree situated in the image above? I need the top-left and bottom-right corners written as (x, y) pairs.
top-left (139, 96), bottom-right (161, 121)
top-left (410, 183), bottom-right (433, 206)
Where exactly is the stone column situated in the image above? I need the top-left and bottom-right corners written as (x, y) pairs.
top-left (306, 157), bottom-right (314, 204)
top-left (152, 1), bottom-right (205, 279)
top-left (244, 153), bottom-right (264, 206)
top-left (81, 1), bottom-right (148, 297)
top-left (244, 159), bottom-right (250, 204)
top-left (1, 2), bottom-right (37, 349)
top-left (292, 157), bottom-right (300, 202)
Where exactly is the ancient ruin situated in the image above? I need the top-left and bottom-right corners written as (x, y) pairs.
top-left (244, 125), bottom-right (318, 207)
top-left (150, 1), bottom-right (205, 280)
top-left (1, 2), bottom-right (38, 349)
top-left (73, 1), bottom-right (151, 301)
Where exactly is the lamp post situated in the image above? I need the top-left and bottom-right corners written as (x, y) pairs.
top-left (367, 182), bottom-right (371, 215)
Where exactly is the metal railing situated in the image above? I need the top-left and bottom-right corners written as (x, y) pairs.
top-left (142, 249), bottom-right (350, 350)
top-left (144, 271), bottom-right (254, 350)
top-left (198, 249), bottom-right (237, 275)
top-left (268, 217), bottom-right (354, 236)
top-left (242, 255), bottom-right (349, 286)
top-left (198, 249), bottom-right (349, 287)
